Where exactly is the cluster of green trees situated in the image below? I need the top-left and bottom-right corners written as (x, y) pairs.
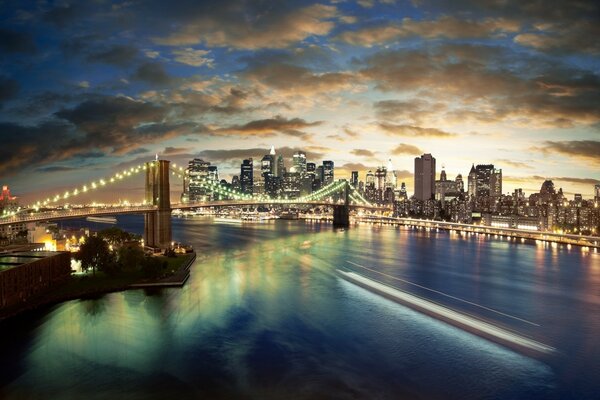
top-left (73, 227), bottom-right (174, 279)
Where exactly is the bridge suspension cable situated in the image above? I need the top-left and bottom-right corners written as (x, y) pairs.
top-left (0, 163), bottom-right (152, 220)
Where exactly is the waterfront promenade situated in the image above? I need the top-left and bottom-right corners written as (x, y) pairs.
top-left (353, 216), bottom-right (600, 249)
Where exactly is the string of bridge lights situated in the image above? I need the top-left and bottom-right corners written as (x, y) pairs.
top-left (168, 164), bottom-right (372, 206)
top-left (28, 164), bottom-right (147, 210)
top-left (1, 161), bottom-right (373, 220)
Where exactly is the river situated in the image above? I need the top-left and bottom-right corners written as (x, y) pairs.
top-left (1, 216), bottom-right (598, 399)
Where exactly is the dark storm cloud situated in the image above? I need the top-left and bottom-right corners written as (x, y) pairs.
top-left (42, 4), bottom-right (85, 28)
top-left (243, 62), bottom-right (356, 94)
top-left (413, 0), bottom-right (600, 55)
top-left (215, 116), bottom-right (323, 137)
top-left (0, 120), bottom-right (75, 175)
top-left (336, 16), bottom-right (519, 46)
top-left (132, 62), bottom-right (174, 85)
top-left (162, 147), bottom-right (189, 155)
top-left (86, 45), bottom-right (139, 67)
top-left (150, 1), bottom-right (340, 49)
top-left (0, 76), bottom-right (19, 104)
top-left (374, 99), bottom-right (446, 124)
top-left (0, 95), bottom-right (206, 176)
top-left (0, 28), bottom-right (36, 53)
top-left (35, 165), bottom-right (79, 173)
top-left (535, 141), bottom-right (600, 165)
top-left (54, 96), bottom-right (194, 155)
top-left (361, 44), bottom-right (600, 128)
top-left (8, 91), bottom-right (75, 117)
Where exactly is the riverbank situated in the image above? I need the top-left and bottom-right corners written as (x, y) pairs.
top-left (0, 252), bottom-right (195, 321)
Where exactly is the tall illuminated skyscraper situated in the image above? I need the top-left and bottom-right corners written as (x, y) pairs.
top-left (322, 161), bottom-right (334, 185)
top-left (240, 158), bottom-right (253, 195)
top-left (292, 151), bottom-right (307, 175)
top-left (351, 171), bottom-right (359, 188)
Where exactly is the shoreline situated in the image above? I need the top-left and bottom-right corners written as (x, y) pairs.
top-left (0, 252), bottom-right (196, 323)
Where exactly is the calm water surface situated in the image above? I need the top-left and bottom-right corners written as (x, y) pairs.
top-left (1, 216), bottom-right (599, 399)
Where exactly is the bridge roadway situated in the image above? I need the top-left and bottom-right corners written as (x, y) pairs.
top-left (357, 215), bottom-right (600, 249)
top-left (0, 200), bottom-right (389, 226)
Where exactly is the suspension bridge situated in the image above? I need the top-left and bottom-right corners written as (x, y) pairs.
top-left (1, 159), bottom-right (388, 248)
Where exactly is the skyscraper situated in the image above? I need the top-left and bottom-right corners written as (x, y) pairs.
top-left (375, 166), bottom-right (387, 203)
top-left (240, 158), bottom-right (253, 195)
top-left (490, 168), bottom-right (502, 197)
top-left (351, 171), bottom-right (359, 188)
top-left (187, 158), bottom-right (212, 202)
top-left (595, 184), bottom-right (600, 202)
top-left (261, 147), bottom-right (275, 178)
top-left (261, 146), bottom-right (276, 196)
top-left (455, 174), bottom-right (464, 192)
top-left (292, 151), bottom-right (307, 175)
top-left (386, 159), bottom-right (397, 189)
top-left (414, 153), bottom-right (436, 201)
top-left (322, 161), bottom-right (334, 185)
top-left (276, 155), bottom-right (285, 177)
top-left (468, 164), bottom-right (477, 198)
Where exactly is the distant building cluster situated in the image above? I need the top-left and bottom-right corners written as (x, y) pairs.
top-left (180, 146), bottom-right (335, 202)
top-left (393, 154), bottom-right (599, 236)
top-left (179, 149), bottom-right (600, 236)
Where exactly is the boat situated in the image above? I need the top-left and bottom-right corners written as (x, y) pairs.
top-left (213, 217), bottom-right (243, 224)
top-left (279, 211), bottom-right (299, 220)
top-left (86, 216), bottom-right (117, 224)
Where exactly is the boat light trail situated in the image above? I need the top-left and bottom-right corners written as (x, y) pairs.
top-left (338, 270), bottom-right (555, 355)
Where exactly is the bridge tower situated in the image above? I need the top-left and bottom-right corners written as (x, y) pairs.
top-left (333, 181), bottom-right (350, 228)
top-left (144, 159), bottom-right (172, 249)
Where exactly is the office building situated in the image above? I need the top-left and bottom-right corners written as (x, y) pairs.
top-left (323, 161), bottom-right (334, 185)
top-left (240, 158), bottom-right (253, 195)
top-left (351, 171), bottom-right (359, 188)
top-left (292, 151), bottom-right (307, 175)
top-left (414, 153), bottom-right (436, 201)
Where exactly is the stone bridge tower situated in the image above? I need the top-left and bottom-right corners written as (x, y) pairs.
top-left (144, 159), bottom-right (172, 249)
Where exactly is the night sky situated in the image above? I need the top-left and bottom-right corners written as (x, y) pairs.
top-left (1, 0), bottom-right (599, 203)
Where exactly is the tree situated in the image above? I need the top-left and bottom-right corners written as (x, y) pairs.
top-left (140, 255), bottom-right (167, 279)
top-left (118, 245), bottom-right (145, 270)
top-left (98, 227), bottom-right (133, 245)
top-left (75, 235), bottom-right (115, 275)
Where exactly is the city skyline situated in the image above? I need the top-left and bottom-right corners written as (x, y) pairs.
top-left (1, 1), bottom-right (599, 201)
top-left (3, 144), bottom-right (600, 205)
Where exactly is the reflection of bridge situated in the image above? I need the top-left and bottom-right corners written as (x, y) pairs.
top-left (1, 159), bottom-right (386, 248)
